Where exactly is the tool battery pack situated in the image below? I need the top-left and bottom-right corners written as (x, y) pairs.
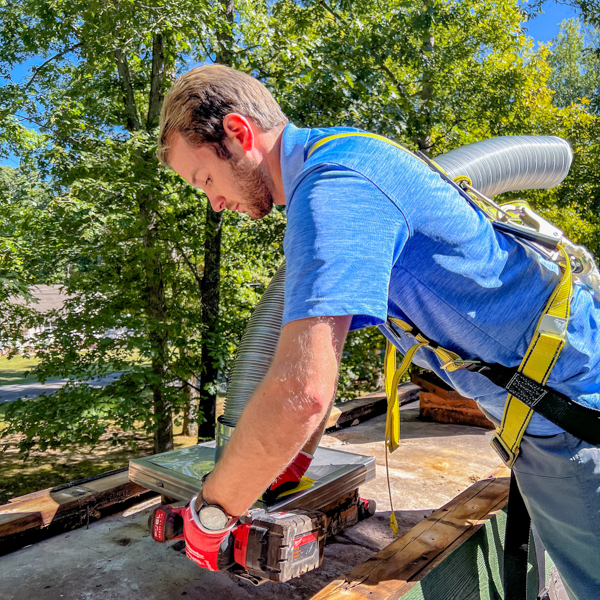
top-left (237, 509), bottom-right (326, 583)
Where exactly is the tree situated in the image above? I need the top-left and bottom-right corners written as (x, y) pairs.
top-left (0, 0), bottom-right (287, 454)
top-left (548, 18), bottom-right (600, 108)
top-left (535, 18), bottom-right (600, 258)
top-left (244, 0), bottom-right (562, 153)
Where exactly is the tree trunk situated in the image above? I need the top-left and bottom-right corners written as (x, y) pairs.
top-left (196, 0), bottom-right (235, 440)
top-left (182, 376), bottom-right (199, 437)
top-left (198, 202), bottom-right (223, 438)
top-left (115, 49), bottom-right (142, 132)
top-left (178, 341), bottom-right (199, 437)
top-left (116, 36), bottom-right (172, 452)
top-left (417, 0), bottom-right (434, 154)
top-left (147, 33), bottom-right (165, 129)
top-left (139, 194), bottom-right (172, 453)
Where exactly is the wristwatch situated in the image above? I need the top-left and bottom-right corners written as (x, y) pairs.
top-left (190, 494), bottom-right (237, 532)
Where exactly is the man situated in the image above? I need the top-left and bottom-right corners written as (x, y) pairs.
top-left (156, 65), bottom-right (600, 599)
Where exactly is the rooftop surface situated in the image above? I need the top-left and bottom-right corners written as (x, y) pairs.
top-left (0, 405), bottom-right (501, 600)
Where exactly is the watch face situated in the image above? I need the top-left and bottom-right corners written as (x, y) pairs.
top-left (199, 505), bottom-right (229, 531)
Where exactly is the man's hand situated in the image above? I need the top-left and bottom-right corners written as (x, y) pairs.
top-left (150, 503), bottom-right (235, 572)
top-left (263, 450), bottom-right (313, 503)
top-left (183, 505), bottom-right (235, 571)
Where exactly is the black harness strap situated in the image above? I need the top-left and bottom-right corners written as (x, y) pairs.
top-left (466, 361), bottom-right (600, 447)
top-left (386, 319), bottom-right (600, 447)
top-left (504, 471), bottom-right (532, 600)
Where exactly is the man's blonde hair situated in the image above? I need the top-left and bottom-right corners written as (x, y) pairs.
top-left (157, 65), bottom-right (288, 166)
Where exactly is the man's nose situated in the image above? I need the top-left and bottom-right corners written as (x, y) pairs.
top-left (208, 195), bottom-right (226, 212)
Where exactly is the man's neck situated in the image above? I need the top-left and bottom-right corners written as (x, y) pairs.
top-left (257, 124), bottom-right (287, 206)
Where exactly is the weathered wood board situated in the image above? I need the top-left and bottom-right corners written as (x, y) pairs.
top-left (413, 372), bottom-right (495, 430)
top-left (309, 466), bottom-right (552, 600)
top-left (327, 383), bottom-right (420, 431)
top-left (0, 467), bottom-right (154, 555)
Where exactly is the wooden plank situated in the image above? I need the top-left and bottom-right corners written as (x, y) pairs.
top-left (310, 466), bottom-right (510, 600)
top-left (326, 383), bottom-right (420, 431)
top-left (0, 468), bottom-right (154, 555)
top-left (412, 372), bottom-right (462, 401)
top-left (413, 372), bottom-right (494, 430)
top-left (420, 392), bottom-right (495, 429)
top-left (392, 505), bottom-right (552, 600)
top-left (396, 509), bottom-right (508, 600)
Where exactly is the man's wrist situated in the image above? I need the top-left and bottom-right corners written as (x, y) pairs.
top-left (198, 476), bottom-right (245, 519)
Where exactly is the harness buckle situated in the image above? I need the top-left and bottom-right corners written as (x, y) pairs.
top-left (490, 433), bottom-right (519, 468)
top-left (440, 359), bottom-right (482, 371)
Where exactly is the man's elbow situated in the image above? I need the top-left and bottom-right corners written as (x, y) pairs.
top-left (287, 384), bottom-right (333, 423)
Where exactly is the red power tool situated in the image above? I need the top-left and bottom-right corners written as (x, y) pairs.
top-left (150, 505), bottom-right (327, 583)
top-left (228, 509), bottom-right (327, 583)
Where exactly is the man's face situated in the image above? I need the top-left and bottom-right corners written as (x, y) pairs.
top-left (168, 133), bottom-right (274, 220)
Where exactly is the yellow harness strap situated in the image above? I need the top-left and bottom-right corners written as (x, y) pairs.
top-left (383, 318), bottom-right (463, 533)
top-left (307, 132), bottom-right (429, 167)
top-left (383, 332), bottom-right (426, 535)
top-left (491, 245), bottom-right (573, 466)
top-left (384, 318), bottom-right (465, 450)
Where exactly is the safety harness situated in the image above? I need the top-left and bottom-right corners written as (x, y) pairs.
top-left (307, 132), bottom-right (600, 545)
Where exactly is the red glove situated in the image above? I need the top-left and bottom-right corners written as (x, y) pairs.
top-left (149, 504), bottom-right (185, 542)
top-left (183, 501), bottom-right (236, 571)
top-left (263, 450), bottom-right (313, 503)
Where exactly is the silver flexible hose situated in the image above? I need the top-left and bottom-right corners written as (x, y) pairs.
top-left (221, 263), bottom-right (287, 427)
top-left (219, 135), bottom-right (573, 432)
top-left (434, 135), bottom-right (572, 197)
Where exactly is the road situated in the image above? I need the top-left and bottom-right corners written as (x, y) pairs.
top-left (0, 373), bottom-right (123, 403)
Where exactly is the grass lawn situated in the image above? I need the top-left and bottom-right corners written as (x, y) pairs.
top-left (0, 398), bottom-right (224, 505)
top-left (0, 405), bottom-right (198, 505)
top-left (0, 351), bottom-right (151, 387)
top-left (0, 355), bottom-right (41, 386)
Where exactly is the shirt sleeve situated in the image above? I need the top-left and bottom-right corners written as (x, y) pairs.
top-left (283, 164), bottom-right (410, 329)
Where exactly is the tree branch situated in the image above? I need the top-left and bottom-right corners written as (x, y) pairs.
top-left (23, 43), bottom-right (83, 91)
top-left (319, 0), bottom-right (344, 22)
top-left (114, 48), bottom-right (142, 132)
top-left (146, 33), bottom-right (165, 130)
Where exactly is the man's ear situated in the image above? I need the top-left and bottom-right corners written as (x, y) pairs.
top-left (222, 114), bottom-right (254, 154)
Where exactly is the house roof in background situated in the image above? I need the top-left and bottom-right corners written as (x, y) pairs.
top-left (10, 285), bottom-right (69, 313)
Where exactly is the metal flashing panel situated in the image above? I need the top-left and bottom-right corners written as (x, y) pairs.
top-left (129, 444), bottom-right (375, 511)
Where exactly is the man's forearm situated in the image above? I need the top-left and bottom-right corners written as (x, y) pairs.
top-left (201, 374), bottom-right (332, 515)
top-left (200, 315), bottom-right (351, 516)
top-left (302, 402), bottom-right (334, 456)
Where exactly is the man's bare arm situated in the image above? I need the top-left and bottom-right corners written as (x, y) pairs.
top-left (201, 315), bottom-right (352, 516)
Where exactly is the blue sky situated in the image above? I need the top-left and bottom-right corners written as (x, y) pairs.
top-left (526, 1), bottom-right (581, 42)
top-left (0, 1), bottom-right (586, 169)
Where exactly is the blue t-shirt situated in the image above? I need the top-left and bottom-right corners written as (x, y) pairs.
top-left (280, 123), bottom-right (600, 436)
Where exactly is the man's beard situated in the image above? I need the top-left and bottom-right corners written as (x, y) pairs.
top-left (229, 155), bottom-right (274, 220)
